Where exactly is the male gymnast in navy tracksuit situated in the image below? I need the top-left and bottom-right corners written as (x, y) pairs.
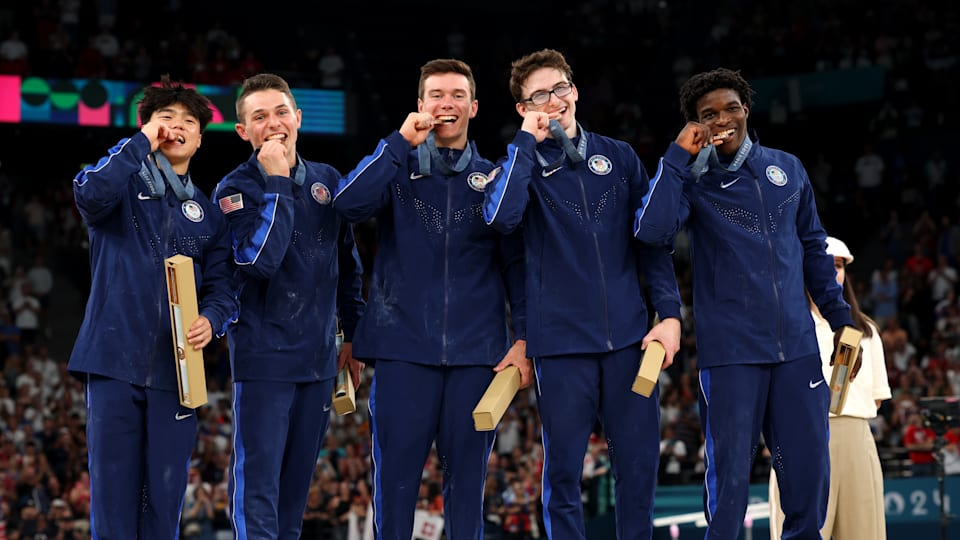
top-left (633, 67), bottom-right (858, 540)
top-left (212, 73), bottom-right (364, 540)
top-left (334, 59), bottom-right (528, 540)
top-left (70, 76), bottom-right (237, 539)
top-left (483, 49), bottom-right (682, 540)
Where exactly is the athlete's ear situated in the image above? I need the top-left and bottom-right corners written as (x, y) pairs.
top-left (235, 123), bottom-right (250, 141)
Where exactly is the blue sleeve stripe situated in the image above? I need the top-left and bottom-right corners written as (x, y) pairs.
top-left (73, 138), bottom-right (132, 187)
top-left (235, 193), bottom-right (279, 266)
top-left (483, 143), bottom-right (520, 225)
top-left (633, 157), bottom-right (665, 237)
top-left (334, 140), bottom-right (388, 199)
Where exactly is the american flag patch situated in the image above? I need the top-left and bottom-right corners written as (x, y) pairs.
top-left (218, 193), bottom-right (244, 214)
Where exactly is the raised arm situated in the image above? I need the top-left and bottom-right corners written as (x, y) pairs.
top-left (632, 142), bottom-right (696, 246)
top-left (335, 113), bottom-right (438, 222)
top-left (212, 165), bottom-right (296, 280)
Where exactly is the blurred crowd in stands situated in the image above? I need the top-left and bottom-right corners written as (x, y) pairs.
top-left (1, 0), bottom-right (959, 538)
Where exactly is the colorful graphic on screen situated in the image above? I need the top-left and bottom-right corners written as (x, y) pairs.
top-left (0, 75), bottom-right (345, 134)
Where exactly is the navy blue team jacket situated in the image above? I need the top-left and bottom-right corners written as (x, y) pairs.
top-left (334, 131), bottom-right (525, 367)
top-left (483, 129), bottom-right (681, 358)
top-left (633, 140), bottom-right (853, 368)
top-left (213, 152), bottom-right (364, 382)
top-left (70, 132), bottom-right (237, 390)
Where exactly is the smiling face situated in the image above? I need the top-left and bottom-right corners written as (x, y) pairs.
top-left (235, 88), bottom-right (302, 160)
top-left (418, 72), bottom-right (477, 148)
top-left (150, 103), bottom-right (202, 169)
top-left (695, 88), bottom-right (749, 155)
top-left (516, 67), bottom-right (578, 136)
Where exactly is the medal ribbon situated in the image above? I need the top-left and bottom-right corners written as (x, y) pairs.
top-left (536, 120), bottom-right (587, 173)
top-left (418, 132), bottom-right (472, 176)
top-left (139, 151), bottom-right (195, 201)
top-left (688, 135), bottom-right (753, 181)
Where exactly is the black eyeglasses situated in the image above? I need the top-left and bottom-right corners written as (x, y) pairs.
top-left (521, 83), bottom-right (573, 106)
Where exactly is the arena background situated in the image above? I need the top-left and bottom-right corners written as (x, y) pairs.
top-left (0, 0), bottom-right (958, 538)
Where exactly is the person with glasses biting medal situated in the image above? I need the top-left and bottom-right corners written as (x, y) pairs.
top-left (483, 48), bottom-right (682, 540)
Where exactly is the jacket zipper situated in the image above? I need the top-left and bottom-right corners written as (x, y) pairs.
top-left (748, 163), bottom-right (785, 361)
top-left (441, 177), bottom-right (452, 365)
top-left (576, 171), bottom-right (614, 350)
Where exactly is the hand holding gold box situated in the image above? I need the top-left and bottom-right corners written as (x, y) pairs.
top-left (330, 331), bottom-right (356, 416)
top-left (472, 366), bottom-right (521, 431)
top-left (165, 255), bottom-right (208, 408)
top-left (828, 326), bottom-right (863, 415)
top-left (332, 367), bottom-right (356, 415)
top-left (632, 341), bottom-right (665, 397)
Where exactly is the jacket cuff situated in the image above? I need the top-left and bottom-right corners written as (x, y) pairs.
top-left (384, 131), bottom-right (413, 161)
top-left (656, 304), bottom-right (682, 323)
top-left (663, 142), bottom-right (694, 172)
top-left (511, 130), bottom-right (538, 152)
top-left (823, 309), bottom-right (855, 332)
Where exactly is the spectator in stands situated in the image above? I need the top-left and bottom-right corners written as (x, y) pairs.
top-left (905, 241), bottom-right (934, 279)
top-left (11, 281), bottom-right (41, 346)
top-left (0, 30), bottom-right (29, 75)
top-left (318, 45), bottom-right (346, 89)
top-left (854, 142), bottom-right (885, 213)
top-left (943, 424), bottom-right (960, 475)
top-left (871, 257), bottom-right (900, 322)
top-left (0, 307), bottom-right (20, 359)
top-left (25, 256), bottom-right (52, 310)
top-left (75, 36), bottom-right (106, 78)
top-left (903, 411), bottom-right (937, 476)
top-left (929, 254), bottom-right (957, 303)
top-left (0, 225), bottom-right (12, 279)
top-left (658, 424), bottom-right (687, 486)
top-left (181, 482), bottom-right (215, 540)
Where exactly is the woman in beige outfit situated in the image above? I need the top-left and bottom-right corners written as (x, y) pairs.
top-left (769, 237), bottom-right (892, 539)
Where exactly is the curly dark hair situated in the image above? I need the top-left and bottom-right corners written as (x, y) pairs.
top-left (678, 67), bottom-right (754, 122)
top-left (137, 74), bottom-right (214, 131)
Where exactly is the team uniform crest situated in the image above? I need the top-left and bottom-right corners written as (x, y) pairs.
top-left (587, 155), bottom-right (613, 175)
top-left (181, 200), bottom-right (204, 222)
top-left (467, 171), bottom-right (491, 192)
top-left (311, 182), bottom-right (332, 205)
top-left (766, 165), bottom-right (788, 186)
